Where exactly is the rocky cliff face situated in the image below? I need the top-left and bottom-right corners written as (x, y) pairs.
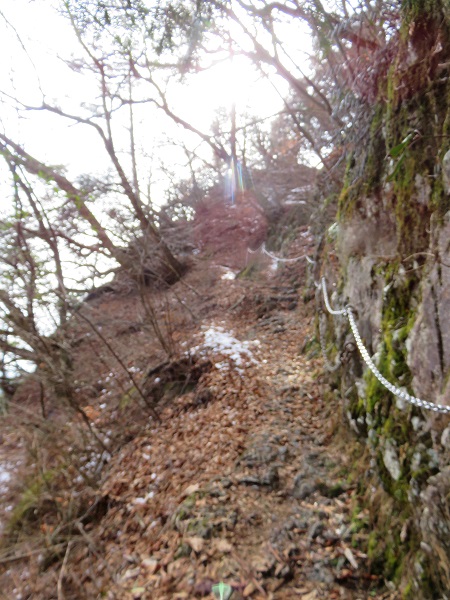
top-left (317, 1), bottom-right (450, 596)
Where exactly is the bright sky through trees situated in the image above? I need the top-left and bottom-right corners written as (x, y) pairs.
top-left (0, 0), bottom-right (290, 203)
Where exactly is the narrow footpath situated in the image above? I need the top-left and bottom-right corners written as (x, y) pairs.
top-left (85, 266), bottom-right (394, 599)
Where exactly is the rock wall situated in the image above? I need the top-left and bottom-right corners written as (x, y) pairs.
top-left (318, 2), bottom-right (450, 596)
top-left (408, 211), bottom-right (450, 406)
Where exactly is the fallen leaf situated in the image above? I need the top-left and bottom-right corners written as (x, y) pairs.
top-left (337, 568), bottom-right (354, 579)
top-left (182, 483), bottom-right (200, 497)
top-left (213, 539), bottom-right (233, 553)
top-left (243, 581), bottom-right (256, 597)
top-left (343, 546), bottom-right (359, 569)
top-left (185, 536), bottom-right (204, 553)
top-left (141, 557), bottom-right (159, 574)
top-left (121, 567), bottom-right (140, 581)
top-left (252, 553), bottom-right (275, 573)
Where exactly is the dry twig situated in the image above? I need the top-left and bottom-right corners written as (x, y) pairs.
top-left (57, 540), bottom-right (73, 600)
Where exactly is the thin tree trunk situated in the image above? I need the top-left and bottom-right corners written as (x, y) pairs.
top-left (0, 135), bottom-right (133, 270)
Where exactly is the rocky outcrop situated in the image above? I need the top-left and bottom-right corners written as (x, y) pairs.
top-left (316, 1), bottom-right (450, 596)
top-left (408, 212), bottom-right (450, 406)
top-left (419, 467), bottom-right (450, 592)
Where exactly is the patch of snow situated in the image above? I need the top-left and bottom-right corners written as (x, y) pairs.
top-left (221, 271), bottom-right (236, 280)
top-left (132, 490), bottom-right (155, 506)
top-left (269, 260), bottom-right (278, 271)
top-left (0, 462), bottom-right (13, 498)
top-left (133, 497), bottom-right (146, 505)
top-left (191, 324), bottom-right (260, 373)
top-left (0, 462), bottom-right (18, 532)
top-left (284, 199), bottom-right (307, 206)
top-left (0, 466), bottom-right (11, 485)
top-left (291, 186), bottom-right (312, 193)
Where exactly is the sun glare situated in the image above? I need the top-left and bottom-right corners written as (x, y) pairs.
top-left (178, 55), bottom-right (285, 131)
top-left (0, 0), bottom-right (287, 206)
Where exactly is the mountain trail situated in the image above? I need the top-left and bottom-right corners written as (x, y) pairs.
top-left (0, 231), bottom-right (394, 599)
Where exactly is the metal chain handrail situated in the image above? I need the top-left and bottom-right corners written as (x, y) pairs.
top-left (320, 276), bottom-right (347, 316)
top-left (247, 243), bottom-right (315, 264)
top-left (262, 243), bottom-right (315, 264)
top-left (247, 244), bottom-right (264, 254)
top-left (318, 277), bottom-right (450, 414)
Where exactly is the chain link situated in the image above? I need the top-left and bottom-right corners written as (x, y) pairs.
top-left (319, 277), bottom-right (450, 414)
top-left (320, 277), bottom-right (347, 315)
top-left (260, 243), bottom-right (315, 264)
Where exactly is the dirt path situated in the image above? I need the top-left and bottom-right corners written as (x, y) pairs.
top-left (213, 301), bottom-right (381, 600)
top-left (82, 274), bottom-right (391, 599)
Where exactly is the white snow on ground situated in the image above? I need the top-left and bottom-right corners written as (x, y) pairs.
top-left (218, 265), bottom-right (237, 280)
top-left (284, 199), bottom-right (307, 205)
top-left (0, 463), bottom-right (12, 489)
top-left (0, 462), bottom-right (13, 534)
top-left (191, 323), bottom-right (260, 373)
top-left (221, 270), bottom-right (236, 280)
